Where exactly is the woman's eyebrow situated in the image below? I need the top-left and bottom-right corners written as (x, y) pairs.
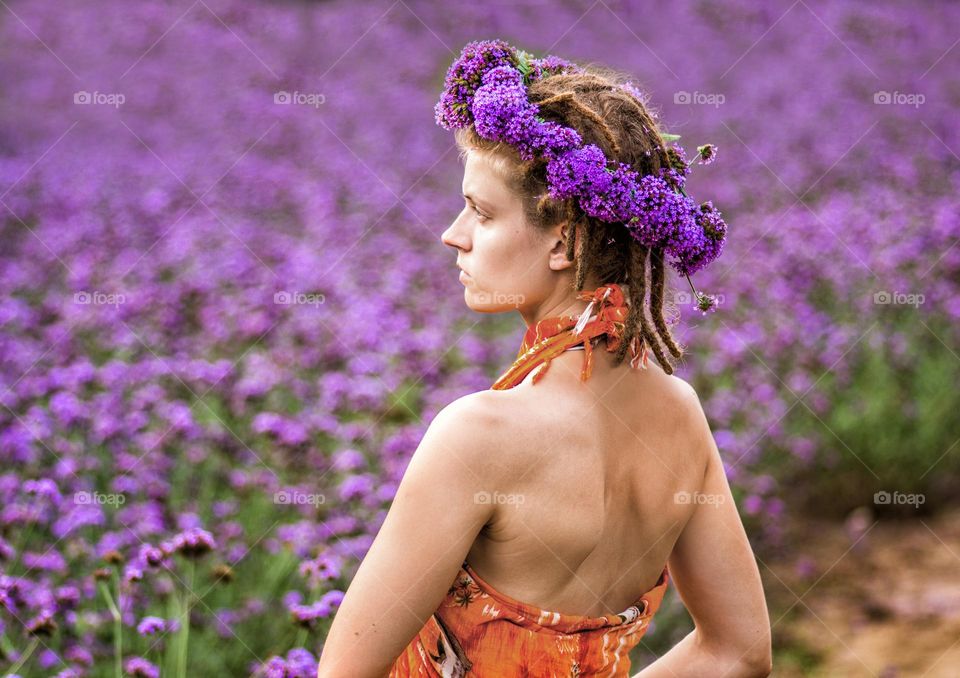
top-left (462, 192), bottom-right (493, 210)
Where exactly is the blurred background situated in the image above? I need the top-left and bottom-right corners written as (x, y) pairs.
top-left (1, 0), bottom-right (958, 676)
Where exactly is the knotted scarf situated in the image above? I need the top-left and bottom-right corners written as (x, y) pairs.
top-left (490, 282), bottom-right (649, 390)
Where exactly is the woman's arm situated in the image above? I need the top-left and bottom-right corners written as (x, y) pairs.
top-left (634, 385), bottom-right (773, 677)
top-left (316, 392), bottom-right (508, 678)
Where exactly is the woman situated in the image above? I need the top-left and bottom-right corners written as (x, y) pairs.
top-left (317, 40), bottom-right (772, 677)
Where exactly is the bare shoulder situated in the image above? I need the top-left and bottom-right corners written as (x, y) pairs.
top-left (417, 390), bottom-right (519, 483)
top-left (645, 370), bottom-right (714, 476)
top-left (649, 367), bottom-right (702, 408)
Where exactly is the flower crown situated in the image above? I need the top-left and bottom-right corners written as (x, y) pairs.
top-left (435, 39), bottom-right (727, 313)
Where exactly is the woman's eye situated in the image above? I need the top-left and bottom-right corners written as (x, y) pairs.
top-left (472, 205), bottom-right (489, 222)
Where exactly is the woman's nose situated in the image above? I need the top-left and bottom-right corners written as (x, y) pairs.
top-left (441, 213), bottom-right (469, 250)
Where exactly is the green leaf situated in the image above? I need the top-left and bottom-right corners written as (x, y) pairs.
top-left (515, 50), bottom-right (532, 75)
top-left (661, 133), bottom-right (682, 141)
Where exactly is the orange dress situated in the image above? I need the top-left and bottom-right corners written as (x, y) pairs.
top-left (389, 282), bottom-right (669, 676)
top-left (388, 560), bottom-right (670, 677)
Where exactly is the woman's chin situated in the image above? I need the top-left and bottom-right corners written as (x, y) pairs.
top-left (463, 286), bottom-right (524, 313)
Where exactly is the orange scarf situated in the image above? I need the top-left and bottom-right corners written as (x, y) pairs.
top-left (491, 282), bottom-right (649, 390)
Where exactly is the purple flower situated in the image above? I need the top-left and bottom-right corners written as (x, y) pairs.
top-left (299, 553), bottom-right (342, 588)
top-left (545, 145), bottom-right (613, 201)
top-left (284, 648), bottom-right (318, 678)
top-left (259, 656), bottom-right (288, 678)
top-left (435, 40), bottom-right (518, 130)
top-left (338, 474), bottom-right (374, 502)
top-left (696, 143), bottom-right (718, 164)
top-left (624, 171), bottom-right (696, 248)
top-left (54, 585), bottom-right (80, 612)
top-left (436, 39), bottom-right (729, 290)
top-left (667, 201), bottom-right (728, 277)
top-left (136, 615), bottom-right (167, 636)
top-left (124, 656), bottom-right (160, 678)
top-left (138, 544), bottom-right (165, 568)
top-left (167, 527), bottom-right (216, 559)
top-left (39, 648), bottom-right (61, 669)
top-left (64, 645), bottom-right (93, 666)
top-left (23, 478), bottom-right (61, 503)
top-left (528, 54), bottom-right (582, 80)
top-left (288, 589), bottom-right (344, 628)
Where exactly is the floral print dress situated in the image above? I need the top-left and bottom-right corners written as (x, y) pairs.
top-left (388, 560), bottom-right (670, 677)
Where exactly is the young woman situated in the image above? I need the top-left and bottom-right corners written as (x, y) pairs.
top-left (317, 41), bottom-right (772, 678)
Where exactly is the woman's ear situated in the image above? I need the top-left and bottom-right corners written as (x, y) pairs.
top-left (547, 221), bottom-right (575, 272)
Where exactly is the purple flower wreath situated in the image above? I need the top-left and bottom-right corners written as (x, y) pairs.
top-left (435, 39), bottom-right (727, 314)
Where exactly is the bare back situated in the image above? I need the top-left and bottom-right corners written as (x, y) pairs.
top-left (465, 344), bottom-right (705, 618)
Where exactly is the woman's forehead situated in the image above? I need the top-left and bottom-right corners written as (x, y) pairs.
top-left (463, 151), bottom-right (514, 203)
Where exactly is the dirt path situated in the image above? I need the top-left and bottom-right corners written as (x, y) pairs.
top-left (768, 506), bottom-right (960, 676)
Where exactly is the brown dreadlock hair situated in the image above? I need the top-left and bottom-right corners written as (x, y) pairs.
top-left (454, 65), bottom-right (686, 375)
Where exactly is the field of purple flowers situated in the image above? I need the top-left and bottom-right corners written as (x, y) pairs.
top-left (1, 0), bottom-right (958, 675)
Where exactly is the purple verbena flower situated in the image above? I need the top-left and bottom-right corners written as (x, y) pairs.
top-left (168, 527), bottom-right (216, 559)
top-left (136, 615), bottom-right (166, 636)
top-left (124, 656), bottom-right (160, 678)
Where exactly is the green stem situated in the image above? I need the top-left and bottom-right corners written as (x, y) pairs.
top-left (98, 578), bottom-right (122, 678)
top-left (294, 627), bottom-right (307, 649)
top-left (7, 636), bottom-right (40, 676)
top-left (113, 569), bottom-right (123, 678)
top-left (177, 560), bottom-right (196, 678)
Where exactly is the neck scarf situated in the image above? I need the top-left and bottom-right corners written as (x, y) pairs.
top-left (491, 282), bottom-right (649, 390)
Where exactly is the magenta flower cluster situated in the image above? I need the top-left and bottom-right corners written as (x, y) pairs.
top-left (435, 39), bottom-right (728, 311)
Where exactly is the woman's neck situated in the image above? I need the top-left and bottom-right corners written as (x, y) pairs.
top-left (520, 281), bottom-right (605, 328)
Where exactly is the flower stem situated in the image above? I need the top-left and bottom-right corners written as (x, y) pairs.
top-left (99, 577), bottom-right (123, 678)
top-left (177, 560), bottom-right (196, 678)
top-left (6, 636), bottom-right (40, 675)
top-left (113, 568), bottom-right (123, 678)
